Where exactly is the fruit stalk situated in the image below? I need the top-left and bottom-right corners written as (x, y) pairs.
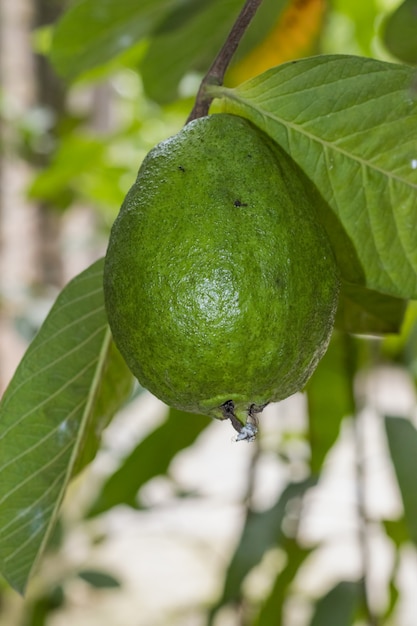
top-left (187, 0), bottom-right (263, 122)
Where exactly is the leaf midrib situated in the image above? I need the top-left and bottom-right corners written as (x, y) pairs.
top-left (21, 327), bottom-right (113, 594)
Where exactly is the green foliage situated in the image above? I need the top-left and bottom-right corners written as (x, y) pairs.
top-left (336, 284), bottom-right (407, 335)
top-left (309, 581), bottom-right (361, 626)
top-left (325, 0), bottom-right (381, 56)
top-left (28, 134), bottom-right (125, 211)
top-left (1, 1), bottom-right (417, 624)
top-left (211, 55), bottom-right (417, 300)
top-left (20, 584), bottom-right (65, 626)
top-left (383, 0), bottom-right (417, 65)
top-left (141, 0), bottom-right (244, 103)
top-left (209, 478), bottom-right (315, 620)
top-left (87, 407), bottom-right (209, 517)
top-left (306, 332), bottom-right (355, 474)
top-left (254, 539), bottom-right (310, 626)
top-left (50, 0), bottom-right (290, 101)
top-left (385, 416), bottom-right (417, 546)
top-left (140, 0), bottom-right (289, 103)
top-left (0, 259), bottom-right (132, 593)
top-left (50, 0), bottom-right (175, 80)
top-left (77, 569), bottom-right (121, 589)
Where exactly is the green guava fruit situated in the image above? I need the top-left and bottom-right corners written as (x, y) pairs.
top-left (104, 113), bottom-right (340, 439)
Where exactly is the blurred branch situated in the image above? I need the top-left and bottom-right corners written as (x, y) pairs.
top-left (354, 413), bottom-right (380, 626)
top-left (187, 0), bottom-right (263, 122)
top-left (347, 334), bottom-right (381, 626)
top-left (244, 438), bottom-right (261, 510)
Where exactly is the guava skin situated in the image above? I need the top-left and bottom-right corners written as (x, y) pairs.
top-left (104, 114), bottom-right (340, 428)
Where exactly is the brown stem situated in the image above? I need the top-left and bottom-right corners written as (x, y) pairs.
top-left (186, 0), bottom-right (263, 123)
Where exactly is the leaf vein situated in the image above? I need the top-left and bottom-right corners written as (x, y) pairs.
top-left (0, 398), bottom-right (86, 473)
top-left (0, 349), bottom-right (103, 442)
top-left (0, 323), bottom-right (107, 428)
top-left (0, 442), bottom-right (74, 507)
top-left (225, 88), bottom-right (417, 190)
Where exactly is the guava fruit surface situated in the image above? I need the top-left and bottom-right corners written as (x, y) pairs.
top-left (104, 114), bottom-right (340, 429)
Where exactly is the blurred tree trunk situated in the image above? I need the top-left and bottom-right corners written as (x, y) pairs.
top-left (33, 0), bottom-right (67, 287)
top-left (0, 0), bottom-right (40, 391)
top-left (0, 0), bottom-right (112, 393)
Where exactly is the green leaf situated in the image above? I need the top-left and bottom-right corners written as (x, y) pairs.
top-left (0, 259), bottom-right (132, 594)
top-left (49, 0), bottom-right (178, 80)
top-left (382, 301), bottom-right (417, 363)
top-left (255, 539), bottom-right (310, 626)
top-left (384, 579), bottom-right (400, 620)
top-left (77, 569), bottom-right (121, 589)
top-left (209, 478), bottom-right (315, 621)
top-left (336, 283), bottom-right (407, 335)
top-left (87, 407), bottom-right (209, 517)
top-left (22, 584), bottom-right (65, 626)
top-left (306, 332), bottom-right (355, 474)
top-left (383, 0), bottom-right (417, 65)
top-left (72, 338), bottom-right (133, 476)
top-left (403, 312), bottom-right (417, 380)
top-left (28, 135), bottom-right (107, 208)
top-left (141, 0), bottom-right (242, 103)
top-left (153, 0), bottom-right (214, 35)
top-left (141, 0), bottom-right (289, 103)
top-left (330, 0), bottom-right (380, 56)
top-left (385, 416), bottom-right (417, 545)
top-left (383, 517), bottom-right (410, 548)
top-left (309, 581), bottom-right (361, 626)
top-left (213, 55), bottom-right (417, 299)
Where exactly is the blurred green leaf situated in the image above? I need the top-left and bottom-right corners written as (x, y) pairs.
top-left (50, 0), bottom-right (179, 80)
top-left (336, 283), bottom-right (407, 335)
top-left (154, 0), bottom-right (214, 35)
top-left (141, 0), bottom-right (289, 103)
top-left (402, 308), bottom-right (417, 380)
top-left (385, 416), bottom-right (417, 546)
top-left (383, 517), bottom-right (410, 548)
top-left (383, 0), bottom-right (417, 65)
top-left (384, 578), bottom-right (400, 620)
top-left (306, 332), bottom-right (355, 473)
top-left (141, 0), bottom-right (242, 103)
top-left (209, 478), bottom-right (315, 620)
top-left (309, 580), bottom-right (361, 626)
top-left (255, 539), bottom-right (310, 626)
top-left (329, 0), bottom-right (380, 56)
top-left (214, 55), bottom-right (417, 299)
top-left (21, 584), bottom-right (65, 626)
top-left (77, 569), bottom-right (121, 589)
top-left (87, 407), bottom-right (209, 517)
top-left (28, 135), bottom-right (106, 205)
top-left (0, 259), bottom-right (131, 593)
top-left (382, 301), bottom-right (417, 362)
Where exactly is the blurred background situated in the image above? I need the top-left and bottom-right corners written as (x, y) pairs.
top-left (1, 0), bottom-right (417, 624)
